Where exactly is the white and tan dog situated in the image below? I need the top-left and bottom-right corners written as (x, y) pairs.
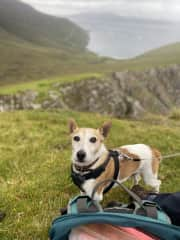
top-left (69, 119), bottom-right (161, 201)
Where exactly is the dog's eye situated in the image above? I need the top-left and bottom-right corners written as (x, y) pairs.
top-left (90, 137), bottom-right (97, 143)
top-left (73, 136), bottom-right (80, 142)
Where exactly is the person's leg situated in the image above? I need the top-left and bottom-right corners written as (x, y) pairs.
top-left (151, 192), bottom-right (180, 226)
top-left (131, 185), bottom-right (180, 226)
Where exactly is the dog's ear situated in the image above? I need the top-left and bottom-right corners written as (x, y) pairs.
top-left (99, 121), bottom-right (112, 138)
top-left (68, 119), bottom-right (78, 134)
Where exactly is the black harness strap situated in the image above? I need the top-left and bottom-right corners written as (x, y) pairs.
top-left (103, 150), bottom-right (120, 194)
top-left (71, 150), bottom-right (120, 193)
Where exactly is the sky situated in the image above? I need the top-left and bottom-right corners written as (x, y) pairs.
top-left (21, 0), bottom-right (180, 21)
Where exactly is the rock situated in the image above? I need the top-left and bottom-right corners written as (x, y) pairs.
top-left (48, 90), bottom-right (59, 101)
top-left (52, 82), bottom-right (61, 88)
top-left (42, 99), bottom-right (66, 109)
top-left (59, 64), bottom-right (180, 118)
top-left (30, 103), bottom-right (42, 110)
top-left (0, 64), bottom-right (180, 118)
top-left (59, 77), bottom-right (145, 118)
top-left (0, 90), bottom-right (38, 111)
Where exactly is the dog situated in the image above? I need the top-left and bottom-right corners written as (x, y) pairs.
top-left (69, 119), bottom-right (161, 201)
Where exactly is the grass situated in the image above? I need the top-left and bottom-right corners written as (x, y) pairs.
top-left (0, 72), bottom-right (103, 95)
top-left (0, 110), bottom-right (180, 239)
top-left (1, 19), bottom-right (180, 87)
top-left (0, 0), bottom-right (88, 51)
top-left (169, 108), bottom-right (180, 120)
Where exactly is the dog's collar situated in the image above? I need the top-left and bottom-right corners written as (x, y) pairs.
top-left (74, 157), bottom-right (100, 172)
top-left (71, 150), bottom-right (120, 193)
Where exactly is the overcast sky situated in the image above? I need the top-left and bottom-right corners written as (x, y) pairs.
top-left (21, 0), bottom-right (180, 21)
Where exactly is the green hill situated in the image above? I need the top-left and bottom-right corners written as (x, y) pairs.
top-left (0, 0), bottom-right (97, 85)
top-left (0, 0), bottom-right (180, 86)
top-left (107, 42), bottom-right (180, 72)
top-left (0, 33), bottom-right (95, 85)
top-left (0, 0), bottom-right (88, 50)
top-left (132, 42), bottom-right (180, 67)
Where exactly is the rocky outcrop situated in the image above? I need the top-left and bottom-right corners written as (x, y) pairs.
top-left (0, 64), bottom-right (180, 118)
top-left (60, 77), bottom-right (145, 118)
top-left (0, 90), bottom-right (40, 112)
top-left (59, 64), bottom-right (180, 118)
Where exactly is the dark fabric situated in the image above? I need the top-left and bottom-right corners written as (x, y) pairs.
top-left (148, 192), bottom-right (180, 226)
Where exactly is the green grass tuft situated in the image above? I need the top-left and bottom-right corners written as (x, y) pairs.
top-left (0, 72), bottom-right (103, 95)
top-left (169, 108), bottom-right (180, 120)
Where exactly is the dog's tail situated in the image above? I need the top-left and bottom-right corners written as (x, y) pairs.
top-left (152, 148), bottom-right (162, 162)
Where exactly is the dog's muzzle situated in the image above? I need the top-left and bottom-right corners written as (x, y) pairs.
top-left (76, 150), bottom-right (86, 162)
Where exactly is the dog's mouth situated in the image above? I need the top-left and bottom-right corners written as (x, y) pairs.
top-left (74, 157), bottom-right (99, 172)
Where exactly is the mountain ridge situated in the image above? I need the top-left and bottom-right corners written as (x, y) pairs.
top-left (0, 0), bottom-right (89, 50)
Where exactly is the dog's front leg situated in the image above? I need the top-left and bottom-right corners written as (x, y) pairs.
top-left (80, 191), bottom-right (86, 195)
top-left (83, 179), bottom-right (103, 201)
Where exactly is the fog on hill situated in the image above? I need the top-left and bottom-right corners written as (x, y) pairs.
top-left (70, 14), bottom-right (180, 59)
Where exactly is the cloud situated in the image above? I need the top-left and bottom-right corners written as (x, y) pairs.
top-left (21, 0), bottom-right (180, 21)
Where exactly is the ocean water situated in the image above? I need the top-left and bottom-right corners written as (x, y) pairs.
top-left (71, 14), bottom-right (180, 59)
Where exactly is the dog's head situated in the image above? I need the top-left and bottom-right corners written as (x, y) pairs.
top-left (69, 119), bottom-right (112, 166)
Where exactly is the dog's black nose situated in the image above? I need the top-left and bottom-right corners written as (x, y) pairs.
top-left (77, 150), bottom-right (86, 162)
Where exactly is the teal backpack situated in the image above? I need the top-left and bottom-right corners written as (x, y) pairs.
top-left (49, 179), bottom-right (180, 240)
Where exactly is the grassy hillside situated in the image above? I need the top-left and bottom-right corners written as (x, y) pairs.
top-left (0, 34), bottom-right (100, 85)
top-left (0, 0), bottom-right (100, 85)
top-left (0, 0), bottom-right (180, 86)
top-left (0, 19), bottom-right (102, 86)
top-left (0, 0), bottom-right (88, 50)
top-left (0, 110), bottom-right (180, 239)
top-left (0, 73), bottom-right (103, 95)
top-left (132, 42), bottom-right (180, 67)
top-left (2, 37), bottom-right (179, 86)
top-left (1, 39), bottom-right (180, 87)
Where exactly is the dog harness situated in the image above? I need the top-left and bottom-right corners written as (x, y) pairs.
top-left (71, 150), bottom-right (120, 194)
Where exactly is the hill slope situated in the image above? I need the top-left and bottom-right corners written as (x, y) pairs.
top-left (0, 33), bottom-right (95, 85)
top-left (133, 42), bottom-right (180, 66)
top-left (106, 41), bottom-right (180, 72)
top-left (1, 0), bottom-right (180, 86)
top-left (0, 0), bottom-right (88, 50)
top-left (0, 0), bottom-right (96, 85)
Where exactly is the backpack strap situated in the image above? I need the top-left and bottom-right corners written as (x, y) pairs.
top-left (92, 179), bottom-right (159, 220)
top-left (68, 195), bottom-right (103, 214)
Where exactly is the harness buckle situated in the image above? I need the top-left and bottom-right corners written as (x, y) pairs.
top-left (142, 200), bottom-right (158, 207)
